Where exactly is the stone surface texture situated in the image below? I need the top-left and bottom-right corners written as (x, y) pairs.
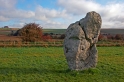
top-left (63, 11), bottom-right (102, 70)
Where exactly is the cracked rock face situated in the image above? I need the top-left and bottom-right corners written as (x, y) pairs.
top-left (63, 11), bottom-right (102, 70)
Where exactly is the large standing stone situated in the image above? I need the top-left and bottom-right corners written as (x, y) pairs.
top-left (63, 11), bottom-right (102, 70)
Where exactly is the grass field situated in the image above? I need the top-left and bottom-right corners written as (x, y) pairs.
top-left (0, 47), bottom-right (124, 82)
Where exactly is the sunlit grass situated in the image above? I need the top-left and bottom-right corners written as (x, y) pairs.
top-left (0, 47), bottom-right (124, 82)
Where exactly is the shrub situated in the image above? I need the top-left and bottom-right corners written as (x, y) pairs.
top-left (19, 23), bottom-right (42, 42)
top-left (98, 34), bottom-right (107, 41)
top-left (42, 35), bottom-right (52, 41)
top-left (60, 34), bottom-right (65, 39)
top-left (115, 34), bottom-right (123, 40)
top-left (107, 35), bottom-right (114, 40)
top-left (13, 29), bottom-right (21, 36)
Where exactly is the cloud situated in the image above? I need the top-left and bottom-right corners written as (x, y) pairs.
top-left (34, 5), bottom-right (70, 28)
top-left (0, 0), bottom-right (16, 9)
top-left (36, 5), bottom-right (67, 18)
top-left (58, 0), bottom-right (101, 15)
top-left (0, 0), bottom-right (124, 29)
top-left (0, 9), bottom-right (35, 19)
top-left (100, 3), bottom-right (124, 28)
top-left (57, 0), bottom-right (124, 28)
top-left (9, 23), bottom-right (24, 28)
top-left (35, 5), bottom-right (68, 20)
top-left (0, 16), bottom-right (10, 21)
top-left (0, 0), bottom-right (16, 21)
top-left (0, 0), bottom-right (69, 28)
top-left (0, 0), bottom-right (35, 22)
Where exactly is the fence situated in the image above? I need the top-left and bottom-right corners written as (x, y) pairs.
top-left (0, 40), bottom-right (124, 47)
top-left (0, 40), bottom-right (63, 47)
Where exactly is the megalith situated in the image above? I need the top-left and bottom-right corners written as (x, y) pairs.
top-left (63, 11), bottom-right (102, 70)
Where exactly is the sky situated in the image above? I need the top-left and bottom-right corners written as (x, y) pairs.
top-left (0, 0), bottom-right (124, 29)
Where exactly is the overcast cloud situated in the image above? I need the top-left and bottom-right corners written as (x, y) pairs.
top-left (0, 0), bottom-right (124, 29)
top-left (57, 0), bottom-right (124, 28)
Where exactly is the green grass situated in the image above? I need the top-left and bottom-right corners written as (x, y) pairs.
top-left (0, 47), bottom-right (124, 82)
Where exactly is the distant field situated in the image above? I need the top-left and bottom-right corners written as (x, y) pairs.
top-left (101, 29), bottom-right (124, 34)
top-left (0, 28), bottom-right (66, 35)
top-left (43, 29), bottom-right (124, 34)
top-left (43, 29), bottom-right (66, 34)
top-left (0, 47), bottom-right (124, 82)
top-left (0, 28), bottom-right (19, 31)
top-left (0, 28), bottom-right (19, 35)
top-left (0, 28), bottom-right (124, 35)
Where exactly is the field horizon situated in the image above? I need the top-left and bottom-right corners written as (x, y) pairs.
top-left (0, 28), bottom-right (124, 35)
